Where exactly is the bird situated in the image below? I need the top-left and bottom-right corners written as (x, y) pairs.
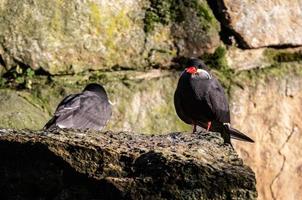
top-left (44, 83), bottom-right (112, 131)
top-left (174, 58), bottom-right (254, 144)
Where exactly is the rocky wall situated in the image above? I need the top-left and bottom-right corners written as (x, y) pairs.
top-left (1, 1), bottom-right (302, 200)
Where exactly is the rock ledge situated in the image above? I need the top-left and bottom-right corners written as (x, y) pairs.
top-left (0, 129), bottom-right (257, 200)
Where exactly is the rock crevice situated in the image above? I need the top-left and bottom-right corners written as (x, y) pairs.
top-left (270, 125), bottom-right (297, 200)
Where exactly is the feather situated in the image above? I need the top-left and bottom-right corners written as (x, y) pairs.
top-left (44, 84), bottom-right (112, 131)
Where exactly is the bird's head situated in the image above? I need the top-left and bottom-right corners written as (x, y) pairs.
top-left (83, 83), bottom-right (108, 99)
top-left (185, 58), bottom-right (212, 79)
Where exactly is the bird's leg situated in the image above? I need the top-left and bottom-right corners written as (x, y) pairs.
top-left (206, 121), bottom-right (212, 131)
top-left (192, 124), bottom-right (197, 134)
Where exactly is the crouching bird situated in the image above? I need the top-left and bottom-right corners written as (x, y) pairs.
top-left (44, 83), bottom-right (112, 131)
top-left (174, 58), bottom-right (254, 144)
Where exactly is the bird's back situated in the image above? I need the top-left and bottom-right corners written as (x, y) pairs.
top-left (44, 91), bottom-right (112, 130)
top-left (190, 76), bottom-right (230, 124)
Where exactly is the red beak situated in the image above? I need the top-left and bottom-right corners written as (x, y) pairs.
top-left (186, 66), bottom-right (197, 74)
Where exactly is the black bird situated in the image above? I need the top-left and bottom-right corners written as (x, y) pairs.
top-left (174, 58), bottom-right (254, 144)
top-left (44, 83), bottom-right (112, 131)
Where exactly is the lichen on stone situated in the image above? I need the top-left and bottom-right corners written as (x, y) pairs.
top-left (264, 48), bottom-right (302, 63)
top-left (144, 0), bottom-right (218, 33)
top-left (144, 0), bottom-right (220, 57)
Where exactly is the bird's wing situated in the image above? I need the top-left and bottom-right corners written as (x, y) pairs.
top-left (174, 88), bottom-right (192, 124)
top-left (56, 94), bottom-right (80, 112)
top-left (206, 78), bottom-right (230, 123)
top-left (43, 94), bottom-right (79, 130)
top-left (56, 94), bottom-right (112, 130)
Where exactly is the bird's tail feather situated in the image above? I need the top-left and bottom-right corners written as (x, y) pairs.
top-left (226, 126), bottom-right (254, 143)
top-left (43, 116), bottom-right (57, 130)
top-left (226, 126), bottom-right (255, 142)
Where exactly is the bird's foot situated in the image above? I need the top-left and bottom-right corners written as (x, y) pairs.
top-left (206, 121), bottom-right (212, 131)
top-left (192, 124), bottom-right (197, 134)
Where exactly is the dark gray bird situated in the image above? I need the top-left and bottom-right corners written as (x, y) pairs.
top-left (44, 83), bottom-right (112, 131)
top-left (174, 58), bottom-right (254, 144)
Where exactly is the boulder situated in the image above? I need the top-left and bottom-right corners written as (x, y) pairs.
top-left (0, 128), bottom-right (257, 200)
top-left (215, 0), bottom-right (302, 48)
top-left (0, 0), bottom-right (220, 75)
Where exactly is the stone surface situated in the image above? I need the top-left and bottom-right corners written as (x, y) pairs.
top-left (0, 60), bottom-right (302, 200)
top-left (0, 0), bottom-right (220, 75)
top-left (226, 48), bottom-right (269, 71)
top-left (0, 128), bottom-right (257, 200)
top-left (217, 0), bottom-right (302, 48)
top-left (0, 90), bottom-right (49, 129)
top-left (230, 65), bottom-right (302, 200)
top-left (227, 47), bottom-right (302, 71)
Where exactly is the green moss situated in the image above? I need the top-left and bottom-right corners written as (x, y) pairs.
top-left (259, 63), bottom-right (301, 78)
top-left (88, 2), bottom-right (102, 34)
top-left (0, 89), bottom-right (49, 130)
top-left (1, 65), bottom-right (36, 89)
top-left (0, 76), bottom-right (7, 88)
top-left (234, 49), bottom-right (302, 84)
top-left (50, 5), bottom-right (63, 32)
top-left (202, 46), bottom-right (228, 70)
top-left (201, 46), bottom-right (234, 89)
top-left (144, 0), bottom-right (173, 33)
top-left (264, 48), bottom-right (302, 63)
top-left (234, 62), bottom-right (302, 90)
top-left (144, 0), bottom-right (218, 33)
top-left (200, 47), bottom-right (302, 92)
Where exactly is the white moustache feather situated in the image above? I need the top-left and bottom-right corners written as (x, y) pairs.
top-left (197, 69), bottom-right (212, 79)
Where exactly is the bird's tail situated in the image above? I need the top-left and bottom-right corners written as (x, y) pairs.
top-left (43, 116), bottom-right (57, 131)
top-left (225, 125), bottom-right (254, 143)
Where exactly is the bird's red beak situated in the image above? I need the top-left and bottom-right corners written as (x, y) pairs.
top-left (186, 66), bottom-right (197, 74)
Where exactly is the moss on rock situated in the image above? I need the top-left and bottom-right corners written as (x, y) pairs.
top-left (144, 0), bottom-right (220, 57)
top-left (0, 90), bottom-right (49, 129)
top-left (0, 0), bottom-right (221, 75)
top-left (235, 48), bottom-right (302, 84)
top-left (144, 0), bottom-right (218, 33)
top-left (264, 48), bottom-right (302, 63)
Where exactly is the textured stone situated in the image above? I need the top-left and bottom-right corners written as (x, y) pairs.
top-left (227, 47), bottom-right (302, 71)
top-left (226, 48), bottom-right (269, 71)
top-left (1, 53), bottom-right (302, 200)
top-left (217, 0), bottom-right (302, 48)
top-left (0, 129), bottom-right (257, 200)
top-left (0, 0), bottom-right (220, 75)
top-left (0, 90), bottom-right (49, 129)
top-left (230, 66), bottom-right (302, 200)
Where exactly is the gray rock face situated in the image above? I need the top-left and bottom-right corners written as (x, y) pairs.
top-left (0, 90), bottom-right (49, 129)
top-left (0, 129), bottom-right (257, 200)
top-left (217, 0), bottom-right (302, 48)
top-left (0, 0), bottom-right (220, 75)
top-left (230, 69), bottom-right (302, 200)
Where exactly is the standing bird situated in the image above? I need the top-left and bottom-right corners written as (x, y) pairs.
top-left (174, 58), bottom-right (254, 144)
top-left (44, 83), bottom-right (112, 131)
